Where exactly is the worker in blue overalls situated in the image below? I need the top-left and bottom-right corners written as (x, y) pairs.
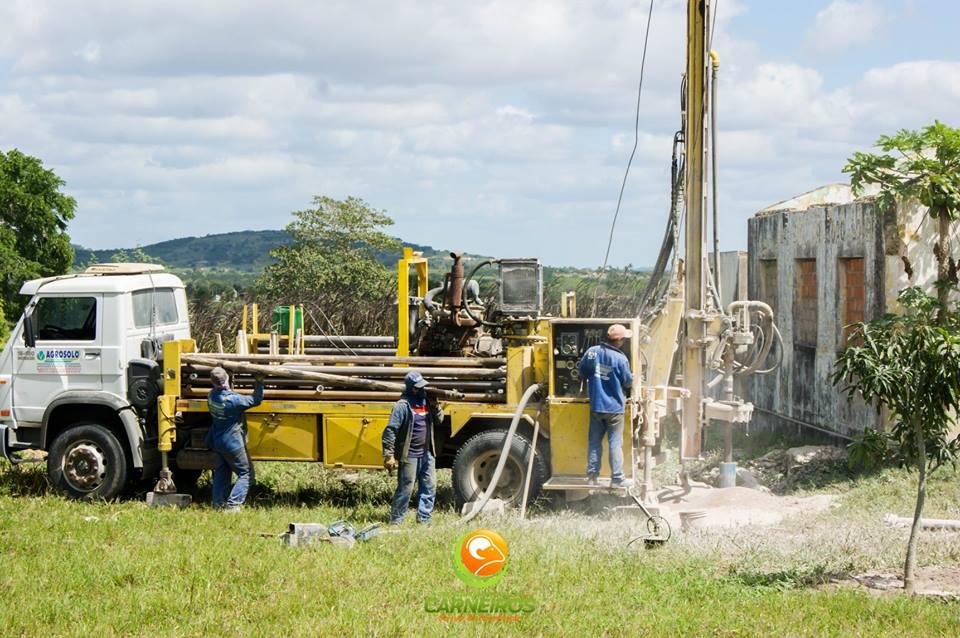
top-left (206, 367), bottom-right (264, 512)
top-left (382, 371), bottom-right (443, 525)
top-left (577, 324), bottom-right (634, 487)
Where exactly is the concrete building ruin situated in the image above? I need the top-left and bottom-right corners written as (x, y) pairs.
top-left (746, 183), bottom-right (960, 437)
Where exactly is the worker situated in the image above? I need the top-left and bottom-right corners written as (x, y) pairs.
top-left (382, 371), bottom-right (443, 525)
top-left (206, 367), bottom-right (264, 512)
top-left (577, 324), bottom-right (634, 487)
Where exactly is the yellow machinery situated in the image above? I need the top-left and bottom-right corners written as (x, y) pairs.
top-left (155, 0), bottom-right (777, 507)
top-left (157, 248), bottom-right (685, 505)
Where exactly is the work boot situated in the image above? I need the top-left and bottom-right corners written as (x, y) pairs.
top-left (587, 474), bottom-right (599, 486)
top-left (611, 478), bottom-right (634, 489)
top-left (223, 505), bottom-right (242, 514)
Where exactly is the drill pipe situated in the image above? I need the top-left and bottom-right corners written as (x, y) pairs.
top-left (182, 387), bottom-right (504, 403)
top-left (258, 347), bottom-right (395, 356)
top-left (184, 364), bottom-right (505, 380)
top-left (187, 376), bottom-right (505, 391)
top-left (199, 353), bottom-right (505, 367)
top-left (181, 355), bottom-right (465, 400)
top-left (256, 335), bottom-right (395, 345)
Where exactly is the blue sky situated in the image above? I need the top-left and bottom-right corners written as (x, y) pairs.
top-left (1, 0), bottom-right (958, 267)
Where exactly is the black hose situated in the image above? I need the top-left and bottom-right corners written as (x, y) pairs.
top-left (460, 259), bottom-right (502, 328)
top-left (637, 130), bottom-right (684, 318)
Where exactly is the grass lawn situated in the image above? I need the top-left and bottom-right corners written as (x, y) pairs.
top-left (1, 457), bottom-right (958, 637)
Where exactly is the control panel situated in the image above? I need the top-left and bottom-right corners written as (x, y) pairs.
top-left (552, 321), bottom-right (632, 398)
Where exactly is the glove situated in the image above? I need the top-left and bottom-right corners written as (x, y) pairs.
top-left (383, 455), bottom-right (397, 471)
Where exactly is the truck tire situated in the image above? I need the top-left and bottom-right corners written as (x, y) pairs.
top-left (48, 424), bottom-right (130, 501)
top-left (452, 430), bottom-right (548, 509)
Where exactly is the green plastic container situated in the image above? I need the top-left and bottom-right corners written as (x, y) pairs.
top-left (270, 306), bottom-right (304, 335)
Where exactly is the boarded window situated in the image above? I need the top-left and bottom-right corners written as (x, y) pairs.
top-left (794, 259), bottom-right (817, 347)
top-left (838, 257), bottom-right (865, 348)
top-left (758, 259), bottom-right (778, 315)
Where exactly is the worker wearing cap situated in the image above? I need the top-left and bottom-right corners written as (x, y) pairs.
top-left (577, 324), bottom-right (634, 487)
top-left (382, 371), bottom-right (443, 524)
top-left (206, 367), bottom-right (265, 511)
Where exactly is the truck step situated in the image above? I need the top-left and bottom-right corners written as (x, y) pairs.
top-left (542, 475), bottom-right (630, 494)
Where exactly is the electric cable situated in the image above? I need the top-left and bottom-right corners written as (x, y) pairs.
top-left (591, 0), bottom-right (656, 316)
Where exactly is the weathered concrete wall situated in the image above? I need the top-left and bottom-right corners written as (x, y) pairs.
top-left (748, 191), bottom-right (960, 437)
top-left (747, 201), bottom-right (886, 436)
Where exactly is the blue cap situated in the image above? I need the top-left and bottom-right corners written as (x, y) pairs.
top-left (404, 371), bottom-right (428, 390)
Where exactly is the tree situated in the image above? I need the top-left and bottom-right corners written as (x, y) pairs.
top-left (833, 288), bottom-right (960, 593)
top-left (0, 149), bottom-right (77, 318)
top-left (256, 196), bottom-right (401, 335)
top-left (844, 121), bottom-right (960, 320)
top-left (841, 122), bottom-right (960, 594)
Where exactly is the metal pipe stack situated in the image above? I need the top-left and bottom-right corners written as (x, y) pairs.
top-left (256, 335), bottom-right (397, 356)
top-left (180, 353), bottom-right (507, 404)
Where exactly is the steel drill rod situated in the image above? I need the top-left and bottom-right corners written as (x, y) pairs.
top-left (182, 387), bottom-right (504, 403)
top-left (182, 355), bottom-right (465, 400)
top-left (201, 352), bottom-right (505, 367)
top-left (254, 335), bottom-right (395, 345)
top-left (258, 347), bottom-right (395, 356)
top-left (184, 363), bottom-right (505, 380)
top-left (188, 377), bottom-right (505, 391)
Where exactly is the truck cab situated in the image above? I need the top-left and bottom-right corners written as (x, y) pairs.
top-left (0, 264), bottom-right (190, 499)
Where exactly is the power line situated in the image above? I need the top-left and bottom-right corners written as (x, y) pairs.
top-left (710, 0), bottom-right (720, 49)
top-left (598, 0), bottom-right (656, 276)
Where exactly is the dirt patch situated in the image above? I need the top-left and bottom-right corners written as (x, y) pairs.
top-left (657, 484), bottom-right (837, 529)
top-left (832, 566), bottom-right (960, 599)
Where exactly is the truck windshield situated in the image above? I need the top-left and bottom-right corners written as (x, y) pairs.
top-left (132, 288), bottom-right (179, 328)
top-left (32, 297), bottom-right (97, 341)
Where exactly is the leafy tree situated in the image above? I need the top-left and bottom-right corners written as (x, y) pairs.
top-left (256, 196), bottom-right (401, 334)
top-left (844, 121), bottom-right (960, 319)
top-left (834, 288), bottom-right (960, 593)
top-left (841, 122), bottom-right (960, 593)
top-left (110, 249), bottom-right (131, 263)
top-left (0, 149), bottom-right (77, 318)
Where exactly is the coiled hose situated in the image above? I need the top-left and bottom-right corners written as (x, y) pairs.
top-left (460, 382), bottom-right (544, 523)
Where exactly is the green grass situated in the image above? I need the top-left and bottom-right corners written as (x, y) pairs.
top-left (0, 459), bottom-right (958, 637)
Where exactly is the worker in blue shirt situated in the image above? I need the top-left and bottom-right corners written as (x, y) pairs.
top-left (206, 367), bottom-right (264, 511)
top-left (382, 371), bottom-right (443, 525)
top-left (577, 324), bottom-right (634, 487)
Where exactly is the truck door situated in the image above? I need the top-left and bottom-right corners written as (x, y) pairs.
top-left (12, 295), bottom-right (103, 425)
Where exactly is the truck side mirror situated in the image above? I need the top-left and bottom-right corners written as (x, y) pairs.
top-left (23, 310), bottom-right (36, 348)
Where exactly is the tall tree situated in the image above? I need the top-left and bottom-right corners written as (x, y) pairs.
top-left (844, 121), bottom-right (960, 319)
top-left (833, 289), bottom-right (960, 594)
top-left (0, 149), bottom-right (77, 316)
top-left (840, 121), bottom-right (960, 593)
top-left (256, 196), bottom-right (400, 334)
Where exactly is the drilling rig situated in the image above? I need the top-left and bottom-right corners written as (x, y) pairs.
top-left (0, 0), bottom-right (777, 512)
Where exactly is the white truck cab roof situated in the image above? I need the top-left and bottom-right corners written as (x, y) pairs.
top-left (19, 264), bottom-right (185, 296)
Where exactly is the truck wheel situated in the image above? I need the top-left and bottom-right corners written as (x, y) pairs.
top-left (452, 430), bottom-right (548, 509)
top-left (48, 424), bottom-right (129, 501)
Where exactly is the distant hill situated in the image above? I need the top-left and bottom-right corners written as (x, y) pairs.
top-left (72, 230), bottom-right (459, 272)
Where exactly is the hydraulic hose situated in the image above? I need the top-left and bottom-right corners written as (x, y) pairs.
top-left (460, 259), bottom-right (502, 328)
top-left (461, 382), bottom-right (543, 524)
top-left (519, 404), bottom-right (545, 521)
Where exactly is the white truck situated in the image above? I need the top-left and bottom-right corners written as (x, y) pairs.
top-left (0, 264), bottom-right (190, 499)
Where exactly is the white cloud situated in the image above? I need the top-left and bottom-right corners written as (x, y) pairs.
top-left (806, 0), bottom-right (887, 54)
top-left (0, 1), bottom-right (956, 267)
